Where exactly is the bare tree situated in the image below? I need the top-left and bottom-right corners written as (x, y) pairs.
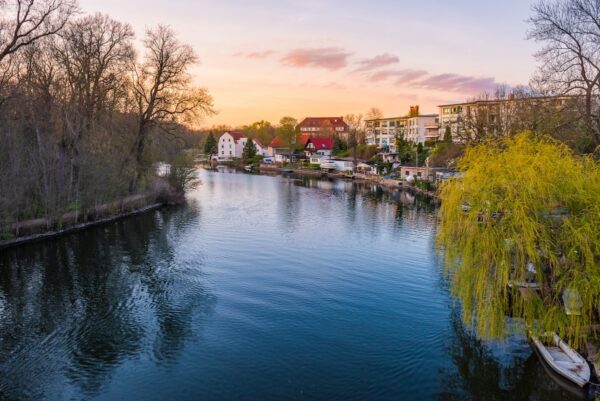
top-left (528, 0), bottom-right (600, 146)
top-left (366, 107), bottom-right (383, 121)
top-left (344, 113), bottom-right (363, 161)
top-left (129, 25), bottom-right (214, 190)
top-left (0, 0), bottom-right (77, 63)
top-left (50, 13), bottom-right (136, 200)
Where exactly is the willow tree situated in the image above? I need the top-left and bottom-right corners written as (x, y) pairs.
top-left (437, 132), bottom-right (600, 347)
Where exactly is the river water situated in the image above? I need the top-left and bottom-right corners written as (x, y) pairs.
top-left (0, 169), bottom-right (585, 400)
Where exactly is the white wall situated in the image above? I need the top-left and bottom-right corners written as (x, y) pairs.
top-left (218, 132), bottom-right (236, 159)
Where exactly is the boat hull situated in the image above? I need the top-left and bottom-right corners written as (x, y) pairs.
top-left (531, 333), bottom-right (590, 388)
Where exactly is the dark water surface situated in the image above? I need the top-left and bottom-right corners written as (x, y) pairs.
top-left (0, 169), bottom-right (585, 400)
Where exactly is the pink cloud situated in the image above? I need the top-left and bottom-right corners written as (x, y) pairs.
top-left (235, 50), bottom-right (277, 59)
top-left (411, 73), bottom-right (498, 93)
top-left (281, 47), bottom-right (351, 70)
top-left (356, 53), bottom-right (399, 71)
top-left (369, 69), bottom-right (428, 83)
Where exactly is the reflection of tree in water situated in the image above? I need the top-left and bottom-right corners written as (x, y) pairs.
top-left (277, 178), bottom-right (301, 235)
top-left (437, 308), bottom-right (586, 401)
top-left (0, 205), bottom-right (215, 400)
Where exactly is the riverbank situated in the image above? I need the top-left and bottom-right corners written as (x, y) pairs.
top-left (256, 164), bottom-right (439, 200)
top-left (0, 193), bottom-right (166, 250)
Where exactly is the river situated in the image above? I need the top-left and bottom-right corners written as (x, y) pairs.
top-left (0, 169), bottom-right (584, 400)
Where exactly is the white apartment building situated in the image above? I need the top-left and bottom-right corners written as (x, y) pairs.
top-left (404, 114), bottom-right (440, 144)
top-left (365, 116), bottom-right (407, 150)
top-left (438, 95), bottom-right (578, 143)
top-left (366, 111), bottom-right (439, 147)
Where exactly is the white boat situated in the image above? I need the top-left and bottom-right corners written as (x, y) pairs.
top-left (320, 161), bottom-right (337, 170)
top-left (244, 165), bottom-right (253, 172)
top-left (531, 332), bottom-right (590, 387)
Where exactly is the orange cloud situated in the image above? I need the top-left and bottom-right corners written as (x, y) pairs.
top-left (281, 47), bottom-right (351, 70)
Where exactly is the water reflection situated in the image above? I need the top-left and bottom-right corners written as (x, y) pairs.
top-left (437, 309), bottom-right (587, 400)
top-left (0, 169), bottom-right (578, 401)
top-left (0, 206), bottom-right (216, 400)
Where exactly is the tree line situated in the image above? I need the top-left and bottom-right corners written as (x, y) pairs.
top-left (0, 1), bottom-right (214, 234)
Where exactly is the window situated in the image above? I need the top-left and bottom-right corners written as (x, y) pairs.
top-left (389, 121), bottom-right (395, 127)
top-left (405, 171), bottom-right (410, 176)
top-left (417, 172), bottom-right (422, 177)
top-left (444, 107), bottom-right (451, 114)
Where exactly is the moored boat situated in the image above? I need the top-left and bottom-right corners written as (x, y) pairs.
top-left (530, 332), bottom-right (590, 388)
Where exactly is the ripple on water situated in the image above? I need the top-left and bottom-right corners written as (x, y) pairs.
top-left (0, 170), bottom-right (577, 401)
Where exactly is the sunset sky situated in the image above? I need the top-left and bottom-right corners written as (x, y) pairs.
top-left (79, 0), bottom-right (539, 128)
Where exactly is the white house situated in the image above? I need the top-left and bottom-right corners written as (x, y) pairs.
top-left (217, 132), bottom-right (247, 160)
top-left (304, 137), bottom-right (334, 157)
top-left (253, 139), bottom-right (268, 157)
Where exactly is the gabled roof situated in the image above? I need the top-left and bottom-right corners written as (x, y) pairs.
top-left (225, 131), bottom-right (247, 142)
top-left (268, 136), bottom-right (282, 148)
top-left (298, 117), bottom-right (349, 130)
top-left (253, 139), bottom-right (265, 148)
top-left (305, 136), bottom-right (334, 150)
top-left (268, 134), bottom-right (311, 148)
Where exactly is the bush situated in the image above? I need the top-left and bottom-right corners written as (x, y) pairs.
top-left (167, 153), bottom-right (200, 195)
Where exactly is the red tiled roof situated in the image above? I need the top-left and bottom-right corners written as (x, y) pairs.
top-left (268, 136), bottom-right (282, 148)
top-left (227, 131), bottom-right (247, 142)
top-left (298, 117), bottom-right (349, 130)
top-left (306, 137), bottom-right (334, 150)
top-left (268, 134), bottom-right (312, 148)
top-left (253, 139), bottom-right (265, 148)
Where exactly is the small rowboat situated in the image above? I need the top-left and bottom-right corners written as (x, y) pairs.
top-left (531, 332), bottom-right (590, 387)
top-left (320, 161), bottom-right (337, 170)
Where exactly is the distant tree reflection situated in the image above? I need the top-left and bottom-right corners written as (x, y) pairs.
top-left (0, 206), bottom-right (215, 400)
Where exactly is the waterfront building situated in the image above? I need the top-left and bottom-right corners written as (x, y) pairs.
top-left (365, 106), bottom-right (439, 148)
top-left (404, 114), bottom-right (440, 144)
top-left (304, 137), bottom-right (334, 157)
top-left (438, 95), bottom-right (578, 143)
top-left (297, 117), bottom-right (349, 140)
top-left (217, 132), bottom-right (268, 160)
top-left (217, 132), bottom-right (247, 160)
top-left (365, 116), bottom-right (407, 150)
top-left (253, 139), bottom-right (268, 157)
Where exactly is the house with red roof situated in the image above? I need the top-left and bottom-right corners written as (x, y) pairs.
top-left (297, 117), bottom-right (349, 140)
top-left (304, 136), bottom-right (334, 157)
top-left (217, 132), bottom-right (245, 160)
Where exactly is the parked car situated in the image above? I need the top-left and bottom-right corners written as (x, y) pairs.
top-left (262, 157), bottom-right (275, 164)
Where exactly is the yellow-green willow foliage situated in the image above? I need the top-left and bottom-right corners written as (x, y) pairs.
top-left (437, 132), bottom-right (600, 347)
